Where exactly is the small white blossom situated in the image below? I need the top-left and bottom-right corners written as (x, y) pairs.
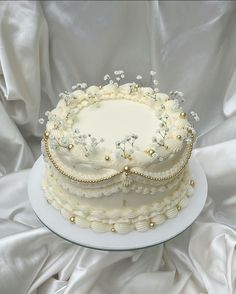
top-left (114, 70), bottom-right (124, 75)
top-left (38, 118), bottom-right (44, 124)
top-left (136, 75), bottom-right (142, 80)
top-left (45, 111), bottom-right (50, 116)
top-left (176, 91), bottom-right (184, 97)
top-left (150, 70), bottom-right (156, 76)
top-left (121, 74), bottom-right (125, 79)
top-left (153, 79), bottom-right (159, 86)
top-left (104, 74), bottom-right (110, 81)
top-left (81, 83), bottom-right (87, 89)
top-left (190, 111), bottom-right (200, 121)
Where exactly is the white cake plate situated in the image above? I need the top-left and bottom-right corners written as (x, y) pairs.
top-left (28, 155), bottom-right (207, 251)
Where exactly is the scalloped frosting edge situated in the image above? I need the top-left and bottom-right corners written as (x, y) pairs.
top-left (42, 167), bottom-right (194, 234)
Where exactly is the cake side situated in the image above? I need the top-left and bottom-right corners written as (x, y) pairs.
top-left (42, 165), bottom-right (195, 233)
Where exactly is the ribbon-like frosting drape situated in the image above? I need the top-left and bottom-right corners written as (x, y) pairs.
top-left (0, 1), bottom-right (236, 293)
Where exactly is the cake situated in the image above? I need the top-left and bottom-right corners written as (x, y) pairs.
top-left (41, 72), bottom-right (198, 234)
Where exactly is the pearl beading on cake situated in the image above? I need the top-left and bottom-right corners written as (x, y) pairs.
top-left (42, 131), bottom-right (193, 184)
top-left (43, 167), bottom-right (194, 233)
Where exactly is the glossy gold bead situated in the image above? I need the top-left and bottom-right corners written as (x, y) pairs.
top-left (68, 144), bottom-right (74, 150)
top-left (124, 165), bottom-right (130, 172)
top-left (176, 135), bottom-right (182, 140)
top-left (149, 221), bottom-right (155, 228)
top-left (99, 85), bottom-right (103, 89)
top-left (148, 149), bottom-right (155, 156)
top-left (190, 179), bottom-right (195, 187)
top-left (176, 204), bottom-right (181, 211)
top-left (111, 227), bottom-right (116, 233)
top-left (69, 216), bottom-right (76, 224)
top-left (180, 112), bottom-right (186, 118)
top-left (44, 131), bottom-right (49, 138)
top-left (105, 155), bottom-right (110, 161)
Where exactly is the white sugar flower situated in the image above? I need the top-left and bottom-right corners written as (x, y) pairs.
top-left (81, 83), bottom-right (87, 89)
top-left (114, 70), bottom-right (124, 75)
top-left (104, 74), bottom-right (110, 81)
top-left (71, 84), bottom-right (78, 90)
top-left (38, 118), bottom-right (44, 124)
top-left (136, 75), bottom-right (142, 80)
top-left (153, 79), bottom-right (159, 86)
top-left (175, 91), bottom-right (184, 97)
top-left (190, 111), bottom-right (200, 121)
top-left (150, 70), bottom-right (156, 76)
top-left (45, 111), bottom-right (50, 116)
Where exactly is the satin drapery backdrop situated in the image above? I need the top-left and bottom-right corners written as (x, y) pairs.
top-left (0, 1), bottom-right (236, 293)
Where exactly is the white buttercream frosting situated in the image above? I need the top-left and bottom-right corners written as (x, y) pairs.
top-left (41, 81), bottom-right (196, 233)
top-left (42, 166), bottom-right (195, 233)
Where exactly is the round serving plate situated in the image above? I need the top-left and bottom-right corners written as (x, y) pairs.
top-left (28, 155), bottom-right (207, 251)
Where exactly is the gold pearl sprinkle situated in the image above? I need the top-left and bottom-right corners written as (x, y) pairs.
top-left (69, 216), bottom-right (76, 224)
top-left (148, 149), bottom-right (155, 156)
top-left (176, 135), bottom-right (182, 140)
top-left (180, 112), bottom-right (186, 118)
top-left (111, 227), bottom-right (116, 233)
top-left (44, 131), bottom-right (49, 138)
top-left (68, 144), bottom-right (74, 150)
top-left (99, 85), bottom-right (103, 89)
top-left (190, 180), bottom-right (195, 187)
top-left (105, 155), bottom-right (110, 161)
top-left (149, 222), bottom-right (155, 228)
top-left (123, 165), bottom-right (130, 172)
top-left (42, 133), bottom-right (193, 183)
top-left (176, 204), bottom-right (181, 211)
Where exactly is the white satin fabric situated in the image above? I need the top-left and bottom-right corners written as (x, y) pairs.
top-left (0, 1), bottom-right (236, 293)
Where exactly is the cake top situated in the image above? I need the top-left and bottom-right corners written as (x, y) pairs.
top-left (40, 71), bottom-right (198, 183)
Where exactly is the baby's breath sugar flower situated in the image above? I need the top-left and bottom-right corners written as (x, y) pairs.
top-left (153, 80), bottom-right (159, 86)
top-left (114, 70), bottom-right (124, 75)
top-left (150, 70), bottom-right (156, 76)
top-left (104, 74), bottom-right (110, 81)
top-left (45, 111), bottom-right (50, 116)
top-left (136, 75), bottom-right (142, 80)
top-left (175, 91), bottom-right (184, 97)
top-left (81, 83), bottom-right (87, 89)
top-left (190, 111), bottom-right (200, 121)
top-left (71, 84), bottom-right (78, 90)
top-left (38, 118), bottom-right (44, 124)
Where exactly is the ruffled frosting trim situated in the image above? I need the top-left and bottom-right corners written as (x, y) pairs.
top-left (43, 167), bottom-right (194, 233)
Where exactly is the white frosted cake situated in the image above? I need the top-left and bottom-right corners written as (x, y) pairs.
top-left (41, 74), bottom-right (197, 234)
